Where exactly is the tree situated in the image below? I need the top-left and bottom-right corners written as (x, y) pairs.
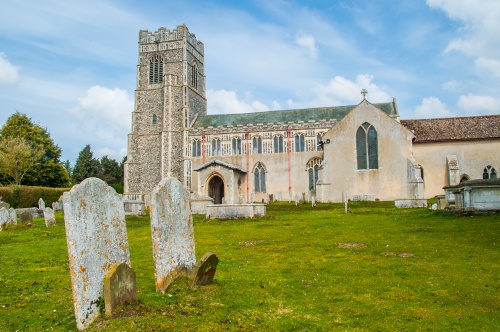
top-left (98, 156), bottom-right (121, 185)
top-left (0, 112), bottom-right (69, 187)
top-left (72, 145), bottom-right (99, 183)
top-left (0, 137), bottom-right (43, 185)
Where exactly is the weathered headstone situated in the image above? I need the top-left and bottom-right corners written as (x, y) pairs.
top-left (295, 194), bottom-right (300, 206)
top-left (311, 196), bottom-right (316, 207)
top-left (20, 210), bottom-right (32, 224)
top-left (269, 194), bottom-right (273, 203)
top-left (189, 252), bottom-right (219, 288)
top-left (52, 201), bottom-right (63, 212)
top-left (103, 262), bottom-right (136, 316)
top-left (44, 207), bottom-right (56, 227)
top-left (63, 177), bottom-right (131, 330)
top-left (38, 198), bottom-right (45, 210)
top-left (9, 208), bottom-right (17, 225)
top-left (0, 207), bottom-right (9, 230)
top-left (0, 201), bottom-right (10, 209)
top-left (150, 177), bottom-right (196, 293)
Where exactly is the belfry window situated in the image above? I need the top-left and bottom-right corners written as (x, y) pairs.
top-left (254, 162), bottom-right (266, 193)
top-left (273, 135), bottom-right (284, 153)
top-left (212, 138), bottom-right (221, 156)
top-left (190, 63), bottom-right (198, 89)
top-left (149, 55), bottom-right (163, 84)
top-left (483, 165), bottom-right (497, 179)
top-left (356, 122), bottom-right (378, 170)
top-left (152, 114), bottom-right (157, 124)
top-left (253, 136), bottom-right (262, 154)
top-left (295, 133), bottom-right (305, 152)
top-left (192, 139), bottom-right (201, 157)
top-left (307, 158), bottom-right (321, 190)
top-left (232, 137), bottom-right (242, 155)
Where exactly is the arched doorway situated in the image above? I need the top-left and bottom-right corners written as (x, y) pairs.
top-left (208, 175), bottom-right (225, 204)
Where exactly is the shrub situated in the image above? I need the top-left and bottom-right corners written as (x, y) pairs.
top-left (0, 185), bottom-right (70, 208)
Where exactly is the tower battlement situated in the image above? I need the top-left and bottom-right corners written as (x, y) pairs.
top-left (139, 25), bottom-right (204, 55)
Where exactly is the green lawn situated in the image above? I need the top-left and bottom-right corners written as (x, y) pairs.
top-left (0, 201), bottom-right (498, 331)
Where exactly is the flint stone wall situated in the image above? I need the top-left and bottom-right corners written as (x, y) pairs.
top-left (63, 177), bottom-right (131, 330)
top-left (150, 177), bottom-right (196, 293)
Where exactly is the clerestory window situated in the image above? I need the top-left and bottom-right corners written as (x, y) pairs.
top-left (273, 135), bottom-right (284, 153)
top-left (232, 137), bottom-right (242, 155)
top-left (192, 139), bottom-right (201, 157)
top-left (253, 136), bottom-right (262, 154)
top-left (295, 133), bottom-right (305, 152)
top-left (212, 138), bottom-right (221, 156)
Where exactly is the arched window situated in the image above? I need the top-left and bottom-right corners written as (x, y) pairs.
top-left (211, 138), bottom-right (221, 156)
top-left (254, 162), bottom-right (266, 193)
top-left (232, 137), bottom-right (241, 155)
top-left (253, 136), bottom-right (262, 154)
top-left (152, 114), bottom-right (157, 124)
top-left (295, 133), bottom-right (305, 152)
top-left (273, 135), bottom-right (284, 153)
top-left (460, 174), bottom-right (470, 183)
top-left (316, 133), bottom-right (324, 151)
top-left (149, 55), bottom-right (163, 84)
top-left (192, 139), bottom-right (201, 157)
top-left (190, 62), bottom-right (198, 89)
top-left (356, 122), bottom-right (378, 170)
top-left (307, 158), bottom-right (322, 190)
top-left (483, 165), bottom-right (497, 179)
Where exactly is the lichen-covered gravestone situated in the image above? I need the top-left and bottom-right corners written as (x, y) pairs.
top-left (20, 210), bottom-right (32, 224)
top-left (44, 207), bottom-right (56, 227)
top-left (63, 177), bottom-right (132, 330)
top-left (150, 177), bottom-right (196, 293)
top-left (38, 197), bottom-right (45, 210)
top-left (9, 208), bottom-right (17, 224)
top-left (0, 207), bottom-right (9, 230)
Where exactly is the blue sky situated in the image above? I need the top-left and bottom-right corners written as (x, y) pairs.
top-left (1, 0), bottom-right (499, 164)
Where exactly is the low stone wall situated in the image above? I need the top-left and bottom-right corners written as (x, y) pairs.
top-left (206, 204), bottom-right (266, 220)
top-left (123, 202), bottom-right (145, 216)
top-left (394, 199), bottom-right (428, 208)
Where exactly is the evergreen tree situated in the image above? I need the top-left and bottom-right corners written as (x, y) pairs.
top-left (72, 145), bottom-right (99, 183)
top-left (98, 156), bottom-right (121, 186)
top-left (0, 112), bottom-right (69, 187)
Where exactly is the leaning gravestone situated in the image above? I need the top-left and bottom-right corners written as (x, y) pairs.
top-left (189, 252), bottom-right (219, 288)
top-left (150, 177), bottom-right (196, 293)
top-left (44, 207), bottom-right (56, 227)
top-left (38, 198), bottom-right (45, 210)
top-left (103, 262), bottom-right (136, 316)
top-left (20, 210), bottom-right (32, 224)
top-left (9, 208), bottom-right (17, 224)
top-left (63, 177), bottom-right (132, 330)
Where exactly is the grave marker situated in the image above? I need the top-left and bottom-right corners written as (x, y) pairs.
top-left (44, 207), bottom-right (56, 227)
top-left (9, 208), bottom-right (17, 224)
top-left (20, 210), bottom-right (32, 224)
top-left (63, 177), bottom-right (131, 330)
top-left (103, 262), bottom-right (136, 316)
top-left (189, 252), bottom-right (219, 288)
top-left (38, 198), bottom-right (45, 210)
top-left (150, 177), bottom-right (195, 293)
top-left (0, 207), bottom-right (9, 230)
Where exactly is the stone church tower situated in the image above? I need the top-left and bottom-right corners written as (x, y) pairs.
top-left (124, 25), bottom-right (206, 194)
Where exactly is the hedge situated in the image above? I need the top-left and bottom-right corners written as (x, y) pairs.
top-left (0, 185), bottom-right (70, 208)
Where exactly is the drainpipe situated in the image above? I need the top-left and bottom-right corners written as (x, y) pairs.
top-left (201, 134), bottom-right (205, 164)
top-left (245, 132), bottom-right (250, 203)
top-left (287, 129), bottom-right (291, 201)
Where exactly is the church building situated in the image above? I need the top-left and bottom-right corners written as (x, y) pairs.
top-left (124, 25), bottom-right (500, 203)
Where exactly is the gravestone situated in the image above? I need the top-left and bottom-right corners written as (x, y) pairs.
top-left (9, 208), bottom-right (17, 224)
top-left (63, 177), bottom-right (131, 330)
top-left (0, 201), bottom-right (10, 209)
top-left (0, 207), bottom-right (9, 230)
top-left (20, 210), bottom-right (32, 224)
top-left (189, 252), bottom-right (219, 288)
top-left (269, 194), bottom-right (274, 203)
top-left (52, 201), bottom-right (63, 212)
top-left (44, 207), bottom-right (56, 227)
top-left (38, 198), bottom-right (45, 210)
top-left (103, 262), bottom-right (136, 316)
top-left (311, 196), bottom-right (316, 207)
top-left (150, 177), bottom-right (196, 293)
top-left (295, 194), bottom-right (300, 206)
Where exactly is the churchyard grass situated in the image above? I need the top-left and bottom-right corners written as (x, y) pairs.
top-left (0, 202), bottom-right (498, 331)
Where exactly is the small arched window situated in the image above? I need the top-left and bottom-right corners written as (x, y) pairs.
top-left (483, 165), bottom-right (497, 179)
top-left (192, 139), bottom-right (201, 157)
top-left (307, 158), bottom-right (322, 190)
top-left (295, 133), bottom-right (305, 152)
top-left (212, 138), bottom-right (221, 156)
top-left (460, 174), bottom-right (470, 183)
top-left (149, 55), bottom-right (163, 84)
top-left (152, 114), bottom-right (157, 125)
top-left (273, 135), bottom-right (284, 153)
top-left (232, 137), bottom-right (242, 155)
top-left (254, 162), bottom-right (266, 193)
top-left (356, 122), bottom-right (378, 170)
top-left (253, 136), bottom-right (262, 154)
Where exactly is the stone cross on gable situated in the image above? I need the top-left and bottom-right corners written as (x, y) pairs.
top-left (361, 89), bottom-right (368, 99)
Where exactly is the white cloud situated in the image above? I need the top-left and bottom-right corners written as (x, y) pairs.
top-left (288, 74), bottom-right (391, 109)
top-left (295, 30), bottom-right (318, 58)
top-left (441, 80), bottom-right (462, 92)
top-left (475, 57), bottom-right (500, 78)
top-left (413, 97), bottom-right (453, 118)
top-left (207, 89), bottom-right (271, 114)
top-left (70, 86), bottom-right (133, 155)
top-left (457, 94), bottom-right (500, 115)
top-left (94, 147), bottom-right (127, 161)
top-left (0, 52), bottom-right (20, 85)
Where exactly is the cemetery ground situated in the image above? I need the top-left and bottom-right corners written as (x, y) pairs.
top-left (0, 201), bottom-right (498, 331)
